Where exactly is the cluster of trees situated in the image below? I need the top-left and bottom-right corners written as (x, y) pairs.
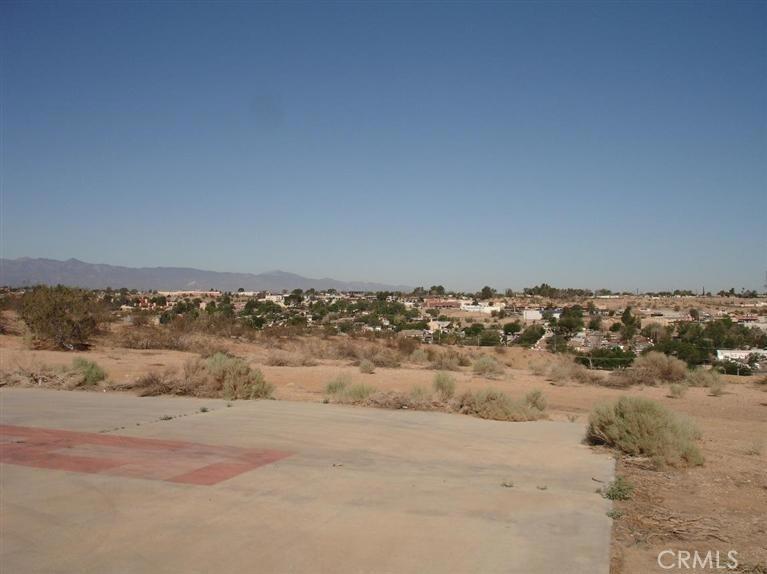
top-left (643, 317), bottom-right (767, 366)
top-left (521, 284), bottom-right (622, 299)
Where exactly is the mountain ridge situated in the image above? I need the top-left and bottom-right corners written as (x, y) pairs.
top-left (0, 258), bottom-right (412, 292)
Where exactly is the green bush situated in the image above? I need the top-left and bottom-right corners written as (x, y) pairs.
top-left (433, 371), bottom-right (456, 400)
top-left (472, 355), bottom-right (504, 378)
top-left (715, 360), bottom-right (752, 376)
top-left (71, 357), bottom-right (107, 386)
top-left (586, 397), bottom-right (703, 467)
top-left (602, 476), bottom-right (634, 501)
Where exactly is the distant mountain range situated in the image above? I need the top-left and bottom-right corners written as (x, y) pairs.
top-left (0, 258), bottom-right (412, 293)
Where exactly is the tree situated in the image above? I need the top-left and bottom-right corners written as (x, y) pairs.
top-left (517, 325), bottom-right (545, 347)
top-left (503, 321), bottom-right (522, 336)
top-left (555, 305), bottom-right (584, 338)
top-left (20, 285), bottom-right (107, 349)
top-left (479, 286), bottom-right (496, 300)
top-left (588, 316), bottom-right (602, 330)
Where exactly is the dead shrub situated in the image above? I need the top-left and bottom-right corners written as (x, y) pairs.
top-left (608, 352), bottom-right (688, 387)
top-left (586, 396), bottom-right (703, 467)
top-left (409, 349), bottom-right (429, 364)
top-left (0, 363), bottom-right (86, 390)
top-left (131, 370), bottom-right (185, 397)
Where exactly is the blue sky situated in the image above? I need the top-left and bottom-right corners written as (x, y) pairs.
top-left (2, 1), bottom-right (765, 292)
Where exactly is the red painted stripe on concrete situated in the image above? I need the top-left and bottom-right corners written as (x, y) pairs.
top-left (0, 425), bottom-right (292, 486)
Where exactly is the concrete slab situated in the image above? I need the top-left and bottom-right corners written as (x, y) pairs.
top-left (0, 389), bottom-right (614, 574)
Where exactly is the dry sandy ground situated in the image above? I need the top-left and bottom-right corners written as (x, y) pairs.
top-left (1, 332), bottom-right (765, 573)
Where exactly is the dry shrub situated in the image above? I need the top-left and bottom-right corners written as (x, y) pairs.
top-left (71, 357), bottom-right (107, 386)
top-left (134, 353), bottom-right (272, 399)
top-left (608, 352), bottom-right (688, 387)
top-left (586, 397), bottom-right (703, 468)
top-left (359, 359), bottom-right (376, 374)
top-left (453, 388), bottom-right (546, 422)
top-left (131, 370), bottom-right (184, 396)
top-left (409, 385), bottom-right (431, 402)
top-left (114, 327), bottom-right (182, 350)
top-left (541, 356), bottom-right (601, 385)
top-left (410, 349), bottom-right (429, 364)
top-left (472, 355), bottom-right (505, 378)
top-left (113, 327), bottom-right (229, 356)
top-left (708, 379), bottom-right (726, 397)
top-left (433, 371), bottom-right (456, 400)
top-left (177, 334), bottom-right (230, 357)
top-left (363, 390), bottom-right (414, 410)
top-left (397, 336), bottom-right (419, 356)
top-left (668, 383), bottom-right (687, 398)
top-left (429, 353), bottom-right (460, 371)
top-left (530, 360), bottom-right (549, 377)
top-left (684, 367), bottom-right (721, 388)
top-left (265, 350), bottom-right (318, 367)
top-left (325, 378), bottom-right (376, 404)
top-left (370, 349), bottom-right (400, 368)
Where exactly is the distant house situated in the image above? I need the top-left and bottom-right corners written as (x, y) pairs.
top-left (424, 298), bottom-right (461, 309)
top-left (523, 309), bottom-right (543, 322)
top-left (716, 349), bottom-right (767, 362)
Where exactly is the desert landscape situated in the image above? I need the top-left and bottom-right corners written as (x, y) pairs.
top-left (1, 286), bottom-right (765, 573)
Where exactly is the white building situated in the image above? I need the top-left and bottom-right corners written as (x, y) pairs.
top-left (716, 349), bottom-right (767, 362)
top-left (523, 309), bottom-right (543, 322)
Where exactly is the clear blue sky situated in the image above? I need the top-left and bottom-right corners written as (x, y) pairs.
top-left (2, 1), bottom-right (765, 292)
